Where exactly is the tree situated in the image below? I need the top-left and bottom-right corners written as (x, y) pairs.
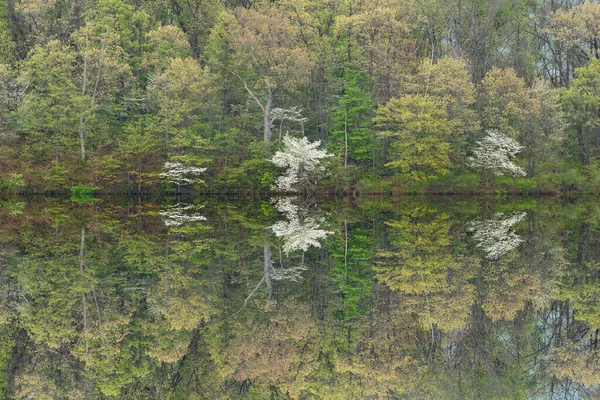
top-left (480, 67), bottom-right (564, 176)
top-left (72, 20), bottom-right (131, 160)
top-left (0, 0), bottom-right (14, 64)
top-left (143, 25), bottom-right (193, 74)
top-left (468, 129), bottom-right (526, 182)
top-left (147, 57), bottom-right (215, 155)
top-left (330, 69), bottom-right (374, 168)
top-left (159, 161), bottom-right (207, 192)
top-left (270, 135), bottom-right (332, 192)
top-left (448, 0), bottom-right (514, 82)
top-left (549, 2), bottom-right (600, 74)
top-left (17, 40), bottom-right (81, 164)
top-left (0, 64), bottom-right (17, 130)
top-left (336, 0), bottom-right (418, 102)
top-left (270, 106), bottom-right (308, 141)
top-left (406, 57), bottom-right (479, 162)
top-left (171, 0), bottom-right (221, 60)
top-left (228, 5), bottom-right (313, 143)
top-left (562, 59), bottom-right (600, 167)
top-left (479, 67), bottom-right (535, 140)
top-left (375, 94), bottom-right (453, 181)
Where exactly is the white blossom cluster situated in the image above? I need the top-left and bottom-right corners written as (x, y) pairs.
top-left (270, 106), bottom-right (308, 126)
top-left (270, 198), bottom-right (333, 254)
top-left (158, 162), bottom-right (207, 185)
top-left (159, 203), bottom-right (207, 227)
top-left (469, 212), bottom-right (527, 260)
top-left (469, 130), bottom-right (526, 177)
top-left (270, 265), bottom-right (307, 282)
top-left (270, 135), bottom-right (332, 191)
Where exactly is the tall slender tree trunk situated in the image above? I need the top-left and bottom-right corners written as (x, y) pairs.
top-left (344, 105), bottom-right (349, 168)
top-left (79, 31), bottom-right (89, 161)
top-left (264, 88), bottom-right (273, 143)
top-left (264, 245), bottom-right (273, 300)
top-left (232, 72), bottom-right (274, 147)
top-left (79, 227), bottom-right (89, 356)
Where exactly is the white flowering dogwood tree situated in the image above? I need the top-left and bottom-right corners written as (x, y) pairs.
top-left (469, 130), bottom-right (526, 182)
top-left (270, 135), bottom-right (332, 192)
top-left (159, 161), bottom-right (207, 192)
top-left (469, 212), bottom-right (527, 260)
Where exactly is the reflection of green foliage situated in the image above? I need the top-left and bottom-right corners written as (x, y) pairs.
top-left (71, 184), bottom-right (97, 204)
top-left (0, 324), bottom-right (15, 397)
top-left (43, 204), bottom-right (69, 227)
top-left (560, 262), bottom-right (600, 329)
top-left (329, 226), bottom-right (373, 321)
top-left (375, 207), bottom-right (457, 294)
top-left (0, 199), bottom-right (24, 215)
top-left (2, 196), bottom-right (600, 399)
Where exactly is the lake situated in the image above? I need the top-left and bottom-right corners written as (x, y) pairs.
top-left (0, 195), bottom-right (596, 399)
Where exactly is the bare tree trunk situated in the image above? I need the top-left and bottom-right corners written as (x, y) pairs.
top-left (264, 246), bottom-right (273, 299)
top-left (344, 221), bottom-right (348, 280)
top-left (79, 31), bottom-right (89, 161)
top-left (344, 106), bottom-right (348, 168)
top-left (79, 228), bottom-right (89, 356)
top-left (232, 72), bottom-right (274, 145)
top-left (264, 88), bottom-right (273, 143)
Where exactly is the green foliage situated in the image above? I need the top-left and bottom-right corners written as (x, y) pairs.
top-left (43, 161), bottom-right (69, 191)
top-left (330, 69), bottom-right (374, 166)
top-left (70, 184), bottom-right (97, 203)
top-left (0, 173), bottom-right (24, 193)
top-left (375, 94), bottom-right (453, 181)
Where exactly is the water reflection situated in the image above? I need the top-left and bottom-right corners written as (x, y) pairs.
top-left (469, 211), bottom-right (526, 259)
top-left (0, 197), bottom-right (598, 398)
top-left (159, 203), bottom-right (207, 227)
top-left (270, 197), bottom-right (332, 253)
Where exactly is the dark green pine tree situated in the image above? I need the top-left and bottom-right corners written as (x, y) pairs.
top-left (331, 69), bottom-right (374, 168)
top-left (0, 0), bottom-right (15, 64)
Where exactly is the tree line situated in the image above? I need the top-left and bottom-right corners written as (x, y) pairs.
top-left (1, 0), bottom-right (600, 193)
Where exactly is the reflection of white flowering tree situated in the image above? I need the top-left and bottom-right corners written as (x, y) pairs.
top-left (270, 135), bottom-right (332, 192)
top-left (270, 198), bottom-right (333, 254)
top-left (232, 198), bottom-right (332, 317)
top-left (469, 212), bottom-right (527, 260)
top-left (469, 130), bottom-right (526, 181)
top-left (159, 203), bottom-right (207, 227)
top-left (159, 162), bottom-right (207, 192)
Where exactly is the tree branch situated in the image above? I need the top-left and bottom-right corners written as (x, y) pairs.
top-left (231, 277), bottom-right (265, 317)
top-left (231, 71), bottom-right (265, 113)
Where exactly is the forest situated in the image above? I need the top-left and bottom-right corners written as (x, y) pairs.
top-left (1, 0), bottom-right (600, 194)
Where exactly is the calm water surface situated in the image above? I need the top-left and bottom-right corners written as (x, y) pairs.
top-left (0, 196), bottom-right (596, 399)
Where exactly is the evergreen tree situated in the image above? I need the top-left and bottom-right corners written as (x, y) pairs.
top-left (330, 69), bottom-right (374, 168)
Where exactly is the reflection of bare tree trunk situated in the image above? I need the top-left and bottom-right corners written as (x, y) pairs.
top-left (79, 228), bottom-right (89, 356)
top-left (344, 221), bottom-right (348, 281)
top-left (264, 246), bottom-right (273, 300)
top-left (231, 244), bottom-right (273, 317)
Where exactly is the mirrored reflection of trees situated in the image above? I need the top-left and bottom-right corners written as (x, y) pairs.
top-left (2, 197), bottom-right (600, 398)
top-left (469, 211), bottom-right (526, 260)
